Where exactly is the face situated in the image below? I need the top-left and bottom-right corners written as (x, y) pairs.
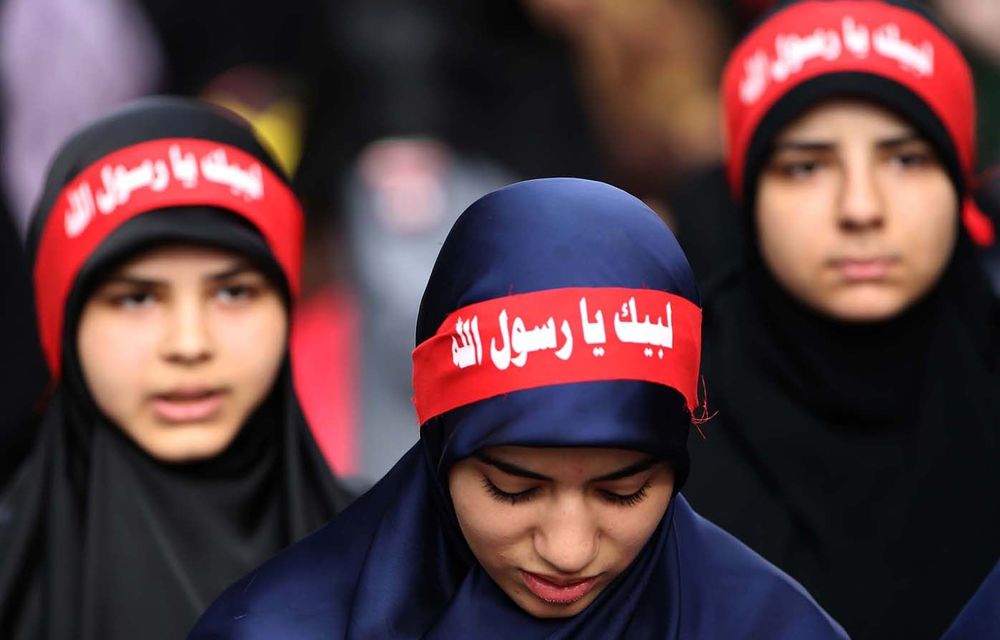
top-left (755, 99), bottom-right (957, 322)
top-left (449, 446), bottom-right (674, 618)
top-left (77, 244), bottom-right (287, 463)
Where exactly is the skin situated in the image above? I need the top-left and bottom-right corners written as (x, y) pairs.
top-left (449, 445), bottom-right (674, 618)
top-left (76, 244), bottom-right (287, 463)
top-left (755, 99), bottom-right (958, 323)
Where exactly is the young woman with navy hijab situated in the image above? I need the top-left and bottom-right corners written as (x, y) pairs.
top-left (940, 560), bottom-right (1000, 640)
top-left (191, 178), bottom-right (847, 639)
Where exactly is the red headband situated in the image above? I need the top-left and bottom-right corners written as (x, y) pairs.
top-left (411, 287), bottom-right (702, 425)
top-left (723, 1), bottom-right (975, 200)
top-left (34, 137), bottom-right (303, 377)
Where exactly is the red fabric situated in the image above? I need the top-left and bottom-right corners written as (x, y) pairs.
top-left (33, 138), bottom-right (303, 377)
top-left (291, 287), bottom-right (360, 476)
top-left (723, 1), bottom-right (975, 201)
top-left (412, 287), bottom-right (702, 425)
top-left (963, 198), bottom-right (996, 247)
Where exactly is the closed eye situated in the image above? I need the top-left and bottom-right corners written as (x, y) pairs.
top-left (599, 481), bottom-right (651, 507)
top-left (481, 476), bottom-right (538, 505)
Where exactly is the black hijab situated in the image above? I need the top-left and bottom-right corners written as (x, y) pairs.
top-left (683, 2), bottom-right (1000, 638)
top-left (0, 97), bottom-right (352, 640)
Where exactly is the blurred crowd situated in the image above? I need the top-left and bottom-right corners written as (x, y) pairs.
top-left (0, 0), bottom-right (757, 484)
top-left (6, 0), bottom-right (1000, 483)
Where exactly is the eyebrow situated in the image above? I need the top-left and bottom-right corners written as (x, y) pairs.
top-left (771, 140), bottom-right (835, 153)
top-left (476, 453), bottom-right (550, 480)
top-left (874, 133), bottom-right (924, 149)
top-left (206, 263), bottom-right (256, 281)
top-left (107, 262), bottom-right (255, 287)
top-left (100, 275), bottom-right (163, 288)
top-left (771, 133), bottom-right (923, 154)
top-left (475, 453), bottom-right (660, 483)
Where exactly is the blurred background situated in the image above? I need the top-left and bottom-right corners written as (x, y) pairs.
top-left (3, 0), bottom-right (1000, 486)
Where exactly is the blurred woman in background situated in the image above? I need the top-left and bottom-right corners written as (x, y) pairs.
top-left (0, 97), bottom-right (352, 639)
top-left (683, 2), bottom-right (1000, 638)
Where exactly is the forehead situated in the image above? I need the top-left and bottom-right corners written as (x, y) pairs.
top-left (109, 243), bottom-right (246, 278)
top-left (479, 445), bottom-right (650, 476)
top-left (775, 98), bottom-right (917, 142)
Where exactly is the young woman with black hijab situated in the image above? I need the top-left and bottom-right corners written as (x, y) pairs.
top-left (682, 2), bottom-right (1000, 638)
top-left (0, 97), bottom-right (353, 639)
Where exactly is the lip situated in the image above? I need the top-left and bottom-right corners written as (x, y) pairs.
top-left (520, 570), bottom-right (599, 605)
top-left (150, 387), bottom-right (227, 424)
top-left (828, 256), bottom-right (898, 282)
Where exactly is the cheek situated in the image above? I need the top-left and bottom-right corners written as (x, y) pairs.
top-left (897, 189), bottom-right (957, 282)
top-left (604, 501), bottom-right (669, 560)
top-left (451, 477), bottom-right (531, 565)
top-left (756, 186), bottom-right (830, 285)
top-left (596, 474), bottom-right (672, 570)
top-left (212, 302), bottom-right (287, 392)
top-left (455, 496), bottom-right (526, 555)
top-left (78, 311), bottom-right (159, 411)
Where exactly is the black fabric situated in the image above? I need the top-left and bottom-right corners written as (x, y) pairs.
top-left (0, 199), bottom-right (47, 487)
top-left (684, 226), bottom-right (1000, 639)
top-left (0, 97), bottom-right (353, 640)
top-left (686, 8), bottom-right (1000, 633)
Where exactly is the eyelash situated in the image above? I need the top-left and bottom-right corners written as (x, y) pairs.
top-left (482, 477), bottom-right (537, 505)
top-left (480, 476), bottom-right (651, 507)
top-left (606, 483), bottom-right (650, 507)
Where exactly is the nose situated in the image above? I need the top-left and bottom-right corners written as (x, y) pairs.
top-left (837, 159), bottom-right (885, 232)
top-left (533, 497), bottom-right (600, 575)
top-left (160, 297), bottom-right (213, 365)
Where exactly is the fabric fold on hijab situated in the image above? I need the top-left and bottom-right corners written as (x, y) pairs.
top-left (0, 96), bottom-right (352, 640)
top-left (940, 561), bottom-right (1000, 640)
top-left (190, 178), bottom-right (846, 639)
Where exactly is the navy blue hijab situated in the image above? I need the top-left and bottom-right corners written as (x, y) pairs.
top-left (940, 561), bottom-right (1000, 640)
top-left (190, 179), bottom-right (846, 639)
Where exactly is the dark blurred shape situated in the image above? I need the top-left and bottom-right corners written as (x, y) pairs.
top-left (932, 0), bottom-right (1000, 167)
top-left (293, 0), bottom-right (601, 222)
top-left (519, 0), bottom-right (730, 198)
top-left (0, 190), bottom-right (47, 488)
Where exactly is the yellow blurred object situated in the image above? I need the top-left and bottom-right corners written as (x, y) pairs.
top-left (209, 95), bottom-right (305, 178)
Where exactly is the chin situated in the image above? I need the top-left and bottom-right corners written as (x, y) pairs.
top-left (510, 589), bottom-right (598, 619)
top-left (131, 422), bottom-right (241, 463)
top-left (820, 292), bottom-right (910, 324)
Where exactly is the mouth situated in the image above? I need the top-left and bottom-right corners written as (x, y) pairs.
top-left (828, 256), bottom-right (898, 282)
top-left (520, 570), bottom-right (599, 605)
top-left (150, 387), bottom-right (227, 424)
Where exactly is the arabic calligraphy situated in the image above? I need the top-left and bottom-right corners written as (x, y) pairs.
top-left (200, 149), bottom-right (263, 200)
top-left (613, 297), bottom-right (672, 359)
top-left (580, 297), bottom-right (606, 356)
top-left (451, 293), bottom-right (677, 372)
top-left (63, 144), bottom-right (267, 238)
top-left (740, 16), bottom-right (936, 105)
top-left (452, 317), bottom-right (482, 369)
top-left (490, 311), bottom-right (573, 369)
